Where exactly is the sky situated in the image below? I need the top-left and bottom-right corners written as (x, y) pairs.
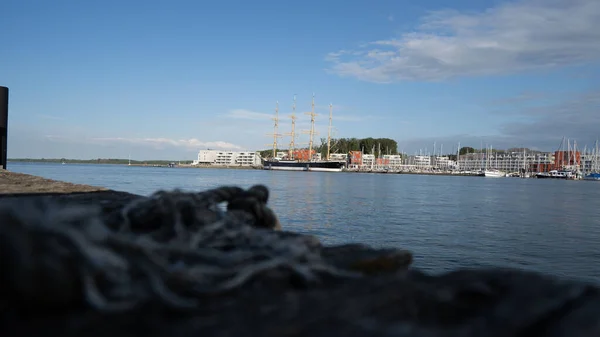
top-left (1, 0), bottom-right (599, 160)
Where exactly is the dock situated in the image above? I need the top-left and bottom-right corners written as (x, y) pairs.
top-left (0, 169), bottom-right (108, 195)
top-left (0, 169), bottom-right (140, 211)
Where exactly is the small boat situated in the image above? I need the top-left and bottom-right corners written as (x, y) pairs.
top-left (584, 172), bottom-right (600, 181)
top-left (584, 140), bottom-right (600, 181)
top-left (484, 169), bottom-right (506, 178)
top-left (536, 170), bottom-right (574, 179)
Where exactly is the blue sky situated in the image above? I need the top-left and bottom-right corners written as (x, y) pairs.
top-left (1, 0), bottom-right (599, 160)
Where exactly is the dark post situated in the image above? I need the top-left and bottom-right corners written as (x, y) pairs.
top-left (0, 86), bottom-right (8, 170)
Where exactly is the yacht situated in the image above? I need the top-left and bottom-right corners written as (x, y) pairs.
top-left (484, 169), bottom-right (506, 178)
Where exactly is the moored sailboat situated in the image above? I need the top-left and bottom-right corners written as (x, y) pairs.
top-left (483, 145), bottom-right (506, 177)
top-left (584, 140), bottom-right (600, 181)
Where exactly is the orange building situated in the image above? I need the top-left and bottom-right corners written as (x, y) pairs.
top-left (529, 151), bottom-right (581, 172)
top-left (554, 150), bottom-right (581, 168)
top-left (293, 149), bottom-right (315, 161)
top-left (529, 163), bottom-right (552, 173)
top-left (349, 151), bottom-right (362, 165)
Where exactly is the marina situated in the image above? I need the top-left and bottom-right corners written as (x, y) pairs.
top-left (181, 135), bottom-right (600, 181)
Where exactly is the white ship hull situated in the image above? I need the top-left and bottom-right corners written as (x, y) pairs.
top-left (266, 165), bottom-right (307, 171)
top-left (308, 167), bottom-right (344, 172)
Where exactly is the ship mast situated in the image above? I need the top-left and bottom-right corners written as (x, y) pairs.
top-left (326, 103), bottom-right (333, 161)
top-left (303, 93), bottom-right (318, 161)
top-left (266, 101), bottom-right (282, 159)
top-left (286, 95), bottom-right (297, 160)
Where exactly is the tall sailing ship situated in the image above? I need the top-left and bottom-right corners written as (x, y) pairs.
top-left (263, 94), bottom-right (347, 172)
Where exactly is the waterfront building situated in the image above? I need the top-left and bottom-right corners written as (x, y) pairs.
top-left (432, 156), bottom-right (455, 169)
top-left (581, 153), bottom-right (597, 173)
top-left (457, 151), bottom-right (554, 172)
top-left (362, 154), bottom-right (375, 168)
top-left (400, 155), bottom-right (456, 171)
top-left (193, 150), bottom-right (262, 167)
top-left (405, 155), bottom-right (432, 169)
top-left (382, 154), bottom-right (402, 167)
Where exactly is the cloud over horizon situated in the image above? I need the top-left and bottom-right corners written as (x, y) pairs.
top-left (396, 88), bottom-right (600, 153)
top-left (326, 0), bottom-right (600, 82)
top-left (42, 135), bottom-right (243, 152)
top-left (87, 137), bottom-right (242, 151)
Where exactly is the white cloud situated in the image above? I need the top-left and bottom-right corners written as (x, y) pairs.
top-left (326, 0), bottom-right (600, 82)
top-left (44, 135), bottom-right (242, 151)
top-left (88, 137), bottom-right (242, 150)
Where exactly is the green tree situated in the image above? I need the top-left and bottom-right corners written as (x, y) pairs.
top-left (459, 147), bottom-right (476, 155)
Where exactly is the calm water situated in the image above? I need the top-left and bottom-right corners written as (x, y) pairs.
top-left (7, 162), bottom-right (600, 284)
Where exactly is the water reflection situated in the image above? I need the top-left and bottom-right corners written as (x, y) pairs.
top-left (7, 162), bottom-right (600, 284)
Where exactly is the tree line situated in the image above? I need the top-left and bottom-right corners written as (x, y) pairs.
top-left (259, 137), bottom-right (399, 158)
top-left (259, 144), bottom-right (540, 159)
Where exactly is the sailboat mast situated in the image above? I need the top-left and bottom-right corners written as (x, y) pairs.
top-left (456, 142), bottom-right (460, 171)
top-left (480, 140), bottom-right (484, 170)
top-left (592, 139), bottom-right (599, 172)
top-left (574, 140), bottom-right (578, 168)
top-left (326, 103), bottom-right (333, 161)
top-left (289, 95), bottom-right (297, 159)
top-left (272, 101), bottom-right (279, 158)
top-left (307, 94), bottom-right (316, 161)
top-left (595, 139), bottom-right (599, 172)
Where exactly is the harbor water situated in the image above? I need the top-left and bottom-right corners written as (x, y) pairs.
top-left (7, 162), bottom-right (600, 284)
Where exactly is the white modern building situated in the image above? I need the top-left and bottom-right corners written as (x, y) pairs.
top-left (402, 155), bottom-right (456, 170)
top-left (410, 155), bottom-right (432, 168)
top-left (457, 151), bottom-right (554, 172)
top-left (432, 156), bottom-right (456, 169)
top-left (382, 154), bottom-right (403, 166)
top-left (193, 150), bottom-right (262, 167)
top-left (362, 154), bottom-right (375, 168)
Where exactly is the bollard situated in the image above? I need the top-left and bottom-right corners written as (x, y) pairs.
top-left (0, 86), bottom-right (8, 170)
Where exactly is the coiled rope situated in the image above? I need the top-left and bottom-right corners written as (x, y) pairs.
top-left (0, 185), bottom-right (358, 313)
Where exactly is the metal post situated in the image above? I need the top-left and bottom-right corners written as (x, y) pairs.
top-left (0, 86), bottom-right (8, 170)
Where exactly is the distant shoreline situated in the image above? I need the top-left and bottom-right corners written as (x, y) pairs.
top-left (7, 159), bottom-right (261, 170)
top-left (7, 158), bottom-right (194, 165)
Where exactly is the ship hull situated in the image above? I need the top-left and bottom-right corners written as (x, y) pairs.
top-left (263, 160), bottom-right (345, 172)
top-left (484, 170), bottom-right (506, 178)
top-left (535, 171), bottom-right (575, 179)
top-left (308, 167), bottom-right (344, 172)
